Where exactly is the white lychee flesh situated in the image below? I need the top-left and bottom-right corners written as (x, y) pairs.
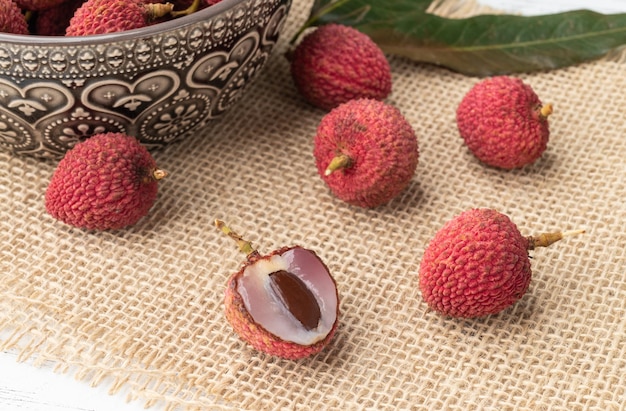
top-left (237, 247), bottom-right (338, 346)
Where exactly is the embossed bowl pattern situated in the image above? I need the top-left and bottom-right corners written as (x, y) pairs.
top-left (0, 0), bottom-right (291, 159)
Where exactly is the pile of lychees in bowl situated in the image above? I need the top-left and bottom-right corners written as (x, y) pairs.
top-left (3, 0), bottom-right (222, 36)
top-left (0, 0), bottom-right (291, 158)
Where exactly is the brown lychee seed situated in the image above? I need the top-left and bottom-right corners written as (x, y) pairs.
top-left (65, 0), bottom-right (173, 36)
top-left (0, 0), bottom-right (29, 35)
top-left (45, 132), bottom-right (167, 231)
top-left (216, 220), bottom-right (339, 360)
top-left (456, 76), bottom-right (553, 169)
top-left (314, 98), bottom-right (418, 208)
top-left (418, 208), bottom-right (584, 318)
top-left (289, 23), bottom-right (392, 110)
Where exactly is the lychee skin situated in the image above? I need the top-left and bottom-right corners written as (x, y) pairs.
top-left (45, 133), bottom-right (163, 231)
top-left (314, 99), bottom-right (418, 208)
top-left (419, 208), bottom-right (532, 318)
top-left (0, 0), bottom-right (29, 35)
top-left (66, 0), bottom-right (161, 36)
top-left (224, 246), bottom-right (339, 360)
top-left (290, 24), bottom-right (392, 110)
top-left (456, 76), bottom-right (550, 169)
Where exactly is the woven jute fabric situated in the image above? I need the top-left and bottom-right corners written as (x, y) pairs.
top-left (1, 1), bottom-right (625, 410)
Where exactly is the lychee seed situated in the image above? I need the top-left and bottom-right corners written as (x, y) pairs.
top-left (314, 98), bottom-right (418, 208)
top-left (216, 220), bottom-right (339, 360)
top-left (45, 132), bottom-right (167, 231)
top-left (418, 208), bottom-right (584, 318)
top-left (290, 24), bottom-right (392, 110)
top-left (456, 76), bottom-right (553, 169)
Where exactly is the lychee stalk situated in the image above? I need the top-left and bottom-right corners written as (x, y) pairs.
top-left (145, 2), bottom-right (174, 19)
top-left (527, 229), bottom-right (585, 250)
top-left (539, 103), bottom-right (554, 119)
top-left (142, 168), bottom-right (168, 184)
top-left (324, 153), bottom-right (353, 176)
top-left (152, 169), bottom-right (168, 180)
top-left (170, 0), bottom-right (200, 17)
top-left (215, 219), bottom-right (259, 260)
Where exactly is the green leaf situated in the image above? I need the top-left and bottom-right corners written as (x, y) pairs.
top-left (304, 0), bottom-right (626, 76)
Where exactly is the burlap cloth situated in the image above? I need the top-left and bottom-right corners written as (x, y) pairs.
top-left (1, 1), bottom-right (625, 410)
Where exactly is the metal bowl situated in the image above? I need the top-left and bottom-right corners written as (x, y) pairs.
top-left (0, 0), bottom-right (291, 158)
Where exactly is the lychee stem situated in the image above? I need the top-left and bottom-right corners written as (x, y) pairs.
top-left (171, 0), bottom-right (200, 17)
top-left (539, 103), bottom-right (554, 119)
top-left (527, 229), bottom-right (585, 250)
top-left (144, 2), bottom-right (175, 21)
top-left (215, 220), bottom-right (260, 260)
top-left (325, 153), bottom-right (353, 176)
top-left (152, 169), bottom-right (168, 181)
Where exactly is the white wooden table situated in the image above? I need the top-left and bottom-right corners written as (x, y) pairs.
top-left (2, 1), bottom-right (625, 410)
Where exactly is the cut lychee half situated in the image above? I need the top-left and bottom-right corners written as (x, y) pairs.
top-left (216, 220), bottom-right (340, 359)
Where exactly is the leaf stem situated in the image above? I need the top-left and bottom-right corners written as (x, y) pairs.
top-left (290, 0), bottom-right (354, 44)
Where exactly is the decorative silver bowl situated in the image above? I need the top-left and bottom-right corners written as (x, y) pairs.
top-left (0, 0), bottom-right (291, 159)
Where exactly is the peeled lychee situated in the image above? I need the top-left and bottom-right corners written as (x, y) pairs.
top-left (419, 208), bottom-right (584, 318)
top-left (314, 98), bottom-right (418, 208)
top-left (0, 0), bottom-right (29, 35)
top-left (216, 220), bottom-right (339, 360)
top-left (290, 24), bottom-right (392, 110)
top-left (456, 76), bottom-right (553, 169)
top-left (66, 0), bottom-right (173, 36)
top-left (45, 132), bottom-right (167, 231)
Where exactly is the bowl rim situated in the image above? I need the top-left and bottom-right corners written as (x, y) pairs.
top-left (0, 0), bottom-right (254, 45)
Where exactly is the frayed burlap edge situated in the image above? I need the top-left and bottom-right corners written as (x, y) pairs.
top-left (1, 1), bottom-right (625, 410)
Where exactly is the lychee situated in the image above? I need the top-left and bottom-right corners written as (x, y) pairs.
top-left (45, 132), bottom-right (167, 231)
top-left (418, 208), bottom-right (584, 318)
top-left (456, 76), bottom-right (553, 169)
top-left (65, 0), bottom-right (173, 36)
top-left (0, 0), bottom-right (29, 35)
top-left (290, 24), bottom-right (392, 110)
top-left (216, 220), bottom-right (339, 360)
top-left (313, 98), bottom-right (418, 208)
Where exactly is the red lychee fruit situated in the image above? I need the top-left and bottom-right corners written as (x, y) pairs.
top-left (290, 24), bottom-right (392, 110)
top-left (45, 132), bottom-right (167, 231)
top-left (65, 0), bottom-right (173, 36)
top-left (456, 76), bottom-right (553, 169)
top-left (419, 208), bottom-right (584, 318)
top-left (313, 98), bottom-right (418, 208)
top-left (0, 0), bottom-right (29, 35)
top-left (216, 220), bottom-right (339, 360)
